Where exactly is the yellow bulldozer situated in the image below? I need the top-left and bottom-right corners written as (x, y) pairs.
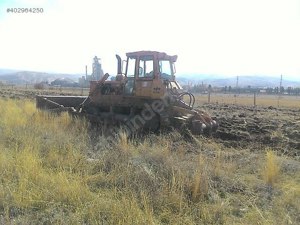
top-left (36, 51), bottom-right (218, 135)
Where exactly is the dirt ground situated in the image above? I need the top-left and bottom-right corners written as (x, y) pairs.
top-left (201, 103), bottom-right (300, 158)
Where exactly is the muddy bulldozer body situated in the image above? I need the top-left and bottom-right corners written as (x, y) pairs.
top-left (36, 51), bottom-right (218, 135)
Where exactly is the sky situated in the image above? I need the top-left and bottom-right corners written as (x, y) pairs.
top-left (0, 0), bottom-right (299, 80)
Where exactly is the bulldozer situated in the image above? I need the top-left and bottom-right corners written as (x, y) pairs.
top-left (36, 51), bottom-right (218, 135)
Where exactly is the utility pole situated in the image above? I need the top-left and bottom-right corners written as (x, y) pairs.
top-left (236, 75), bottom-right (239, 94)
top-left (279, 74), bottom-right (283, 94)
top-left (85, 65), bottom-right (88, 80)
top-left (277, 74), bottom-right (283, 107)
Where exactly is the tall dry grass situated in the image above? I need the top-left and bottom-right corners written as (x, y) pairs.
top-left (262, 150), bottom-right (280, 186)
top-left (0, 98), bottom-right (299, 224)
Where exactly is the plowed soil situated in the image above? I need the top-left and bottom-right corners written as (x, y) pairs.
top-left (201, 104), bottom-right (300, 158)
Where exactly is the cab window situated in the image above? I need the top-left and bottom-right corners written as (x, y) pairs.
top-left (126, 57), bottom-right (136, 77)
top-left (138, 55), bottom-right (154, 78)
top-left (159, 60), bottom-right (172, 79)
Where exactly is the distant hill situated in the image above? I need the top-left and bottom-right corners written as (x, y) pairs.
top-left (0, 70), bottom-right (82, 85)
top-left (0, 69), bottom-right (20, 75)
top-left (177, 74), bottom-right (300, 88)
top-left (1, 68), bottom-right (299, 88)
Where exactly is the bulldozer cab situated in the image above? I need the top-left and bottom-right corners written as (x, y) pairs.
top-left (124, 51), bottom-right (181, 98)
top-left (89, 51), bottom-right (182, 102)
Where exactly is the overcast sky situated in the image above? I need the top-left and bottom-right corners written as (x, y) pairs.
top-left (0, 0), bottom-right (299, 79)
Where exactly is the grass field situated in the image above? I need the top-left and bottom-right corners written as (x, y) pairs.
top-left (193, 93), bottom-right (300, 108)
top-left (0, 97), bottom-right (299, 224)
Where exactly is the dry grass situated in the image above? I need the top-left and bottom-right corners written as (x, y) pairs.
top-left (193, 93), bottom-right (300, 108)
top-left (262, 151), bottom-right (280, 186)
top-left (0, 98), bottom-right (299, 224)
top-left (0, 85), bottom-right (90, 97)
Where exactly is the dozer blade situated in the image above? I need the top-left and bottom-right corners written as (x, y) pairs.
top-left (168, 106), bottom-right (218, 135)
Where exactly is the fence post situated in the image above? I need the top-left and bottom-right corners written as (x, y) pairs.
top-left (208, 91), bottom-right (211, 103)
top-left (277, 93), bottom-right (281, 108)
top-left (254, 92), bottom-right (256, 107)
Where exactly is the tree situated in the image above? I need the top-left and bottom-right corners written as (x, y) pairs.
top-left (266, 87), bottom-right (273, 94)
top-left (287, 87), bottom-right (292, 95)
top-left (208, 84), bottom-right (212, 93)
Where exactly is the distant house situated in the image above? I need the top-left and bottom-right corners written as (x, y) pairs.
top-left (51, 78), bottom-right (78, 87)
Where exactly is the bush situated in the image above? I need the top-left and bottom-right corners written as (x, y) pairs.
top-left (34, 83), bottom-right (44, 90)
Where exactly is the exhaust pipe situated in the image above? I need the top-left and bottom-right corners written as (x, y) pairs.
top-left (116, 54), bottom-right (122, 75)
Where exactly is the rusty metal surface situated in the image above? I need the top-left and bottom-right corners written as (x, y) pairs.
top-left (126, 51), bottom-right (177, 62)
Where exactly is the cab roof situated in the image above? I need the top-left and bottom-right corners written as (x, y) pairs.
top-left (126, 51), bottom-right (178, 62)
